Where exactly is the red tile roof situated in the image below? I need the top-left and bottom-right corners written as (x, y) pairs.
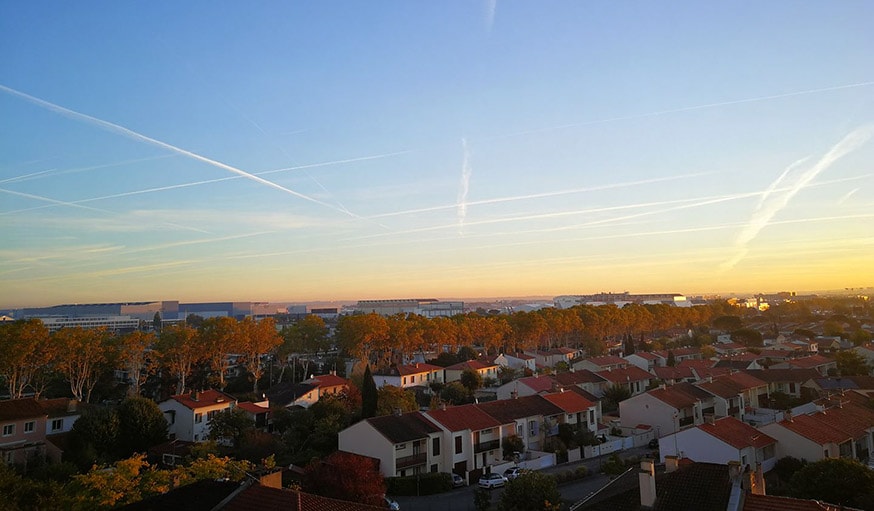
top-left (595, 365), bottom-right (653, 384)
top-left (698, 417), bottom-right (776, 449)
top-left (445, 360), bottom-right (497, 371)
top-left (222, 484), bottom-right (387, 511)
top-left (743, 493), bottom-right (860, 511)
top-left (541, 390), bottom-right (594, 412)
top-left (169, 389), bottom-right (236, 410)
top-left (425, 403), bottom-right (504, 432)
top-left (628, 352), bottom-right (662, 361)
top-left (787, 354), bottom-right (835, 369)
top-left (554, 370), bottom-right (607, 386)
top-left (236, 402), bottom-right (269, 414)
top-left (647, 382), bottom-right (712, 409)
top-left (584, 355), bottom-right (627, 368)
top-left (653, 366), bottom-right (695, 381)
top-left (507, 352), bottom-right (535, 360)
top-left (517, 375), bottom-right (557, 393)
top-left (0, 398), bottom-right (48, 420)
top-left (677, 359), bottom-right (717, 370)
top-left (309, 374), bottom-right (350, 388)
top-left (777, 413), bottom-right (853, 445)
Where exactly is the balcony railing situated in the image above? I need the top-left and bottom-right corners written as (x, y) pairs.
top-left (728, 406), bottom-right (741, 416)
top-left (678, 416), bottom-right (694, 428)
top-left (474, 439), bottom-right (501, 453)
top-left (396, 452), bottom-right (427, 469)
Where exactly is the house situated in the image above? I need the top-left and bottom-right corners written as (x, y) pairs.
top-left (0, 398), bottom-right (49, 466)
top-left (477, 395), bottom-right (564, 452)
top-left (236, 401), bottom-right (270, 430)
top-left (619, 382), bottom-right (714, 436)
top-left (713, 354), bottom-right (762, 371)
top-left (159, 389), bottom-right (237, 442)
top-left (528, 347), bottom-right (579, 368)
top-left (760, 412), bottom-right (854, 462)
top-left (338, 410), bottom-right (444, 478)
top-left (541, 390), bottom-right (599, 433)
top-left (803, 376), bottom-right (874, 398)
top-left (423, 403), bottom-right (506, 481)
top-left (772, 354), bottom-right (836, 376)
top-left (696, 372), bottom-right (769, 420)
top-left (713, 342), bottom-right (748, 357)
top-left (266, 373), bottom-right (350, 408)
top-left (553, 369), bottom-right (610, 397)
top-left (652, 365), bottom-right (696, 385)
top-left (573, 355), bottom-right (627, 373)
top-left (742, 369), bottom-right (820, 401)
top-left (623, 352), bottom-right (664, 372)
top-left (444, 360), bottom-right (499, 384)
top-left (38, 397), bottom-right (81, 436)
top-left (595, 365), bottom-right (653, 396)
top-left (495, 374), bottom-right (556, 400)
top-left (657, 417), bottom-right (777, 471)
top-left (496, 352), bottom-right (537, 372)
top-left (372, 363), bottom-right (443, 389)
top-left (654, 347), bottom-right (703, 364)
top-left (852, 345), bottom-right (874, 373)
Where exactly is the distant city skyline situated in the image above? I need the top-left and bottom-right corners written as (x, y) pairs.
top-left (2, 3), bottom-right (873, 308)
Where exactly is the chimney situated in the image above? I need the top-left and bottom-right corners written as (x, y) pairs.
top-left (67, 399), bottom-right (78, 413)
top-left (639, 458), bottom-right (657, 509)
top-left (258, 469), bottom-right (283, 489)
top-left (728, 460), bottom-right (743, 480)
top-left (191, 391), bottom-right (199, 402)
top-left (664, 455), bottom-right (679, 473)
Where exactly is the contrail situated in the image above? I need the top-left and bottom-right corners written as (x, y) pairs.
top-left (457, 139), bottom-right (473, 234)
top-left (485, 0), bottom-right (497, 32)
top-left (755, 156), bottom-right (809, 211)
top-left (489, 81), bottom-right (874, 141)
top-left (0, 168), bottom-right (58, 184)
top-left (0, 155), bottom-right (173, 185)
top-left (368, 171), bottom-right (713, 220)
top-left (0, 84), bottom-right (349, 215)
top-left (838, 188), bottom-right (859, 205)
top-left (0, 188), bottom-right (115, 215)
top-left (723, 125), bottom-right (874, 271)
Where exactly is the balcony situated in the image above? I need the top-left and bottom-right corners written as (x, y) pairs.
top-left (395, 452), bottom-right (427, 469)
top-left (678, 416), bottom-right (694, 428)
top-left (728, 406), bottom-right (741, 416)
top-left (474, 439), bottom-right (501, 453)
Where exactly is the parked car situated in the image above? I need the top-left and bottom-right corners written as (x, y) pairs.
top-left (478, 472), bottom-right (508, 489)
top-left (451, 473), bottom-right (467, 487)
top-left (383, 496), bottom-right (400, 510)
top-left (503, 466), bottom-right (524, 481)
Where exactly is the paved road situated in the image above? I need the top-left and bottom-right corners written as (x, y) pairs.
top-left (392, 445), bottom-right (655, 511)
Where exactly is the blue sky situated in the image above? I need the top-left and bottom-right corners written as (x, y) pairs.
top-left (1, 2), bottom-right (873, 307)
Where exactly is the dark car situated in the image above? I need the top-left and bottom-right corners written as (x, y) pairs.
top-left (648, 438), bottom-right (659, 449)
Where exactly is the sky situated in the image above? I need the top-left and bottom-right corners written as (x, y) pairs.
top-left (1, 2), bottom-right (873, 308)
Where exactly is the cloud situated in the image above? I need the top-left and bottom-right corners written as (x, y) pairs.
top-left (485, 0), bottom-right (497, 32)
top-left (0, 84), bottom-right (350, 215)
top-left (722, 125), bottom-right (874, 271)
top-left (838, 187), bottom-right (859, 205)
top-left (457, 139), bottom-right (473, 234)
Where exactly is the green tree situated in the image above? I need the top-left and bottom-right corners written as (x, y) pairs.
top-left (474, 487), bottom-right (492, 511)
top-left (496, 471), bottom-right (561, 511)
top-left (361, 365), bottom-right (378, 418)
top-left (441, 381), bottom-right (471, 405)
top-left (731, 327), bottom-right (764, 347)
top-left (666, 350), bottom-right (676, 367)
top-left (502, 434), bottom-right (525, 460)
top-left (375, 385), bottom-right (418, 416)
top-left (713, 315), bottom-right (743, 331)
top-left (835, 350), bottom-right (871, 376)
top-left (67, 406), bottom-right (121, 469)
top-left (851, 329), bottom-right (873, 346)
top-left (117, 397), bottom-right (168, 456)
top-left (789, 458), bottom-right (874, 508)
top-left (603, 384), bottom-right (632, 411)
top-left (460, 368), bottom-right (484, 392)
top-left (207, 408), bottom-right (255, 448)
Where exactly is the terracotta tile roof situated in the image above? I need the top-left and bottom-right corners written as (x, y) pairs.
top-left (743, 493), bottom-right (861, 511)
top-left (507, 352), bottom-right (535, 360)
top-left (676, 359), bottom-right (716, 370)
top-left (425, 403), bottom-right (504, 432)
top-left (236, 402), bottom-right (269, 415)
top-left (266, 382), bottom-right (316, 407)
top-left (0, 398), bottom-right (48, 420)
top-left (723, 371), bottom-right (768, 390)
top-left (742, 368), bottom-right (821, 383)
top-left (778, 413), bottom-right (853, 445)
top-left (565, 386), bottom-right (601, 402)
top-left (169, 390), bottom-right (236, 410)
top-left (787, 354), bottom-right (835, 369)
top-left (584, 355), bottom-right (627, 367)
top-left (309, 374), bottom-right (350, 388)
top-left (696, 379), bottom-right (742, 399)
top-left (517, 375), bottom-right (557, 393)
top-left (595, 365), bottom-right (653, 384)
top-left (629, 352), bottom-right (663, 361)
top-left (222, 484), bottom-right (387, 511)
top-left (477, 395), bottom-right (564, 423)
top-left (120, 479), bottom-right (241, 510)
top-left (812, 401), bottom-right (874, 439)
top-left (374, 363), bottom-right (442, 377)
top-left (698, 417), bottom-right (776, 449)
top-left (37, 397), bottom-right (80, 418)
top-left (541, 390), bottom-right (594, 412)
top-left (653, 366), bottom-right (695, 381)
top-left (648, 382), bottom-right (711, 409)
top-left (367, 411), bottom-right (442, 444)
top-left (554, 370), bottom-right (608, 386)
top-left (445, 360), bottom-right (497, 371)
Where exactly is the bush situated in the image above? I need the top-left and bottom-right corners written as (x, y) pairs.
top-left (385, 472), bottom-right (451, 495)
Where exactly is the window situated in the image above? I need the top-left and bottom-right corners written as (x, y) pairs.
top-left (396, 443), bottom-right (406, 450)
top-left (529, 420), bottom-right (538, 437)
top-left (207, 410), bottom-right (218, 421)
top-left (195, 413), bottom-right (203, 424)
top-left (454, 435), bottom-right (463, 454)
top-left (51, 419), bottom-right (63, 432)
top-left (2, 451), bottom-right (13, 465)
top-left (589, 410), bottom-right (595, 424)
top-left (432, 437), bottom-right (440, 456)
top-left (403, 377), bottom-right (407, 385)
top-left (23, 421), bottom-right (34, 434)
top-left (2, 424), bottom-right (14, 436)
top-left (431, 464), bottom-right (438, 473)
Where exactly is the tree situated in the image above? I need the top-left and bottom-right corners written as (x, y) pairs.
top-left (731, 328), bottom-right (764, 348)
top-left (199, 317), bottom-right (242, 389)
top-left (375, 385), bottom-right (418, 416)
top-left (207, 408), bottom-right (255, 448)
top-left (54, 327), bottom-right (114, 402)
top-left (239, 317), bottom-right (283, 393)
top-left (67, 406), bottom-right (121, 469)
top-left (441, 381), bottom-right (471, 405)
top-left (603, 384), bottom-right (632, 411)
top-left (502, 434), bottom-right (525, 460)
top-left (789, 458), bottom-right (874, 508)
top-left (116, 397), bottom-right (168, 456)
top-left (361, 365), bottom-right (378, 418)
top-left (336, 313), bottom-right (390, 365)
top-left (851, 328), bottom-right (873, 346)
top-left (713, 315), bottom-right (743, 331)
top-left (279, 315), bottom-right (329, 383)
top-left (835, 350), bottom-right (871, 376)
top-left (117, 331), bottom-right (156, 397)
top-left (303, 451), bottom-right (386, 507)
top-left (497, 471), bottom-right (561, 511)
top-left (666, 350), bottom-right (676, 367)
top-left (0, 319), bottom-right (53, 399)
top-left (152, 312), bottom-right (162, 333)
top-left (156, 323), bottom-right (201, 395)
top-left (460, 368), bottom-right (484, 392)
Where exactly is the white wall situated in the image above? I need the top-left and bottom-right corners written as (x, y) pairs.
top-left (760, 423), bottom-right (829, 462)
top-left (619, 393), bottom-right (678, 436)
top-left (338, 420), bottom-right (396, 477)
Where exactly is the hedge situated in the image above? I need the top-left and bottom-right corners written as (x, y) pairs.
top-left (385, 472), bottom-right (452, 496)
